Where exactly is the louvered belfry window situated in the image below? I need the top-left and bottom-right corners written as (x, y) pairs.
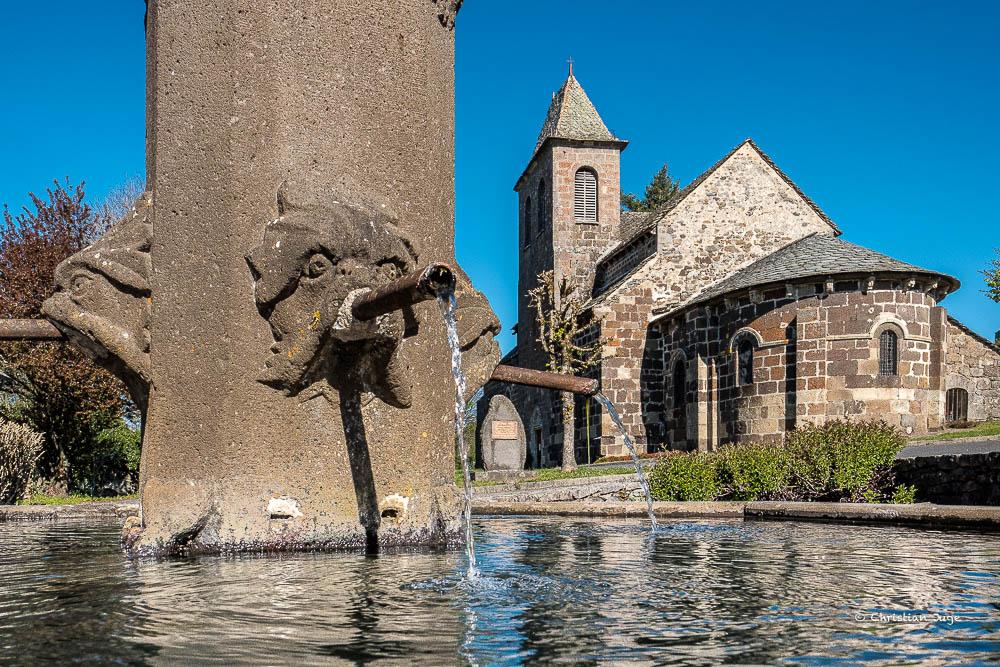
top-left (879, 330), bottom-right (898, 376)
top-left (574, 168), bottom-right (598, 221)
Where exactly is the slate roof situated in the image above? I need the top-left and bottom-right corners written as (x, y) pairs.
top-left (654, 233), bottom-right (959, 318)
top-left (533, 74), bottom-right (621, 152)
top-left (618, 211), bottom-right (652, 241)
top-left (517, 73), bottom-right (626, 189)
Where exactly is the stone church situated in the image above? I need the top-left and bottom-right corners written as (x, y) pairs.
top-left (479, 70), bottom-right (1000, 468)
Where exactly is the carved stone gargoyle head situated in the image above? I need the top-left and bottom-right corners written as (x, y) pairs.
top-left (41, 194), bottom-right (152, 412)
top-left (246, 185), bottom-right (420, 407)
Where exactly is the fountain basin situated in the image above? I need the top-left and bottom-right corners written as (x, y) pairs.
top-left (1, 515), bottom-right (998, 664)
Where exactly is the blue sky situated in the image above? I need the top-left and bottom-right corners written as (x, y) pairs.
top-left (1, 2), bottom-right (998, 353)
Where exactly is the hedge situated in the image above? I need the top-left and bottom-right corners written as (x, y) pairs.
top-left (649, 419), bottom-right (912, 503)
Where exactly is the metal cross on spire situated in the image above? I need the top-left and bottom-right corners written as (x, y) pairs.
top-left (567, 57), bottom-right (574, 76)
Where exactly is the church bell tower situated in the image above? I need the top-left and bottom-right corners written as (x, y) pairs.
top-left (513, 66), bottom-right (627, 368)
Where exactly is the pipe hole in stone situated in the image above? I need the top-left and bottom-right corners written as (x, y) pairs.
top-left (380, 507), bottom-right (400, 519)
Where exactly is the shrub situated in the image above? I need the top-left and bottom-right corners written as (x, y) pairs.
top-left (70, 421), bottom-right (141, 496)
top-left (890, 484), bottom-right (917, 504)
top-left (786, 420), bottom-right (906, 502)
top-left (0, 420), bottom-right (44, 503)
top-left (717, 442), bottom-right (791, 501)
top-left (649, 453), bottom-right (721, 501)
top-left (647, 420), bottom-right (912, 504)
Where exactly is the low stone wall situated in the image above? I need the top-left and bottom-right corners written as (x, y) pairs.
top-left (473, 473), bottom-right (642, 503)
top-left (0, 500), bottom-right (138, 522)
top-left (895, 452), bottom-right (1000, 506)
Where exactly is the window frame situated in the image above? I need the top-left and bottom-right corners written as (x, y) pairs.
top-left (878, 329), bottom-right (898, 377)
top-left (737, 338), bottom-right (755, 387)
top-left (573, 167), bottom-right (598, 222)
top-left (672, 360), bottom-right (686, 408)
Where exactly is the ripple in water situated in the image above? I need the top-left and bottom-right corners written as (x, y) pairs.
top-left (0, 517), bottom-right (998, 665)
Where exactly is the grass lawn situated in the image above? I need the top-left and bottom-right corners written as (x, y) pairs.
top-left (912, 421), bottom-right (1000, 442)
top-left (455, 464), bottom-right (635, 487)
top-left (17, 493), bottom-right (138, 506)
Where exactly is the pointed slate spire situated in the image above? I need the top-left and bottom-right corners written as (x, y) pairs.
top-left (533, 70), bottom-right (621, 153)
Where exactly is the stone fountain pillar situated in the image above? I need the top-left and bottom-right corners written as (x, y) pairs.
top-left (43, 0), bottom-right (498, 554)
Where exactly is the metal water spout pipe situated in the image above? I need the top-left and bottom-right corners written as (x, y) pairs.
top-left (0, 319), bottom-right (65, 341)
top-left (489, 364), bottom-right (599, 397)
top-left (351, 263), bottom-right (456, 322)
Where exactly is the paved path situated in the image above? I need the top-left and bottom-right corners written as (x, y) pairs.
top-left (898, 439), bottom-right (1000, 459)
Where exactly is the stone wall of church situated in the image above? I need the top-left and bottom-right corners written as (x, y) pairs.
top-left (651, 281), bottom-right (949, 450)
top-left (595, 284), bottom-right (659, 456)
top-left (795, 287), bottom-right (944, 435)
top-left (945, 320), bottom-right (1000, 422)
top-left (652, 142), bottom-right (836, 309)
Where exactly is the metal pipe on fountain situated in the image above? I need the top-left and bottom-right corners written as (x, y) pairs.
top-left (0, 318), bottom-right (66, 341)
top-left (351, 262), bottom-right (457, 321)
top-left (490, 364), bottom-right (600, 397)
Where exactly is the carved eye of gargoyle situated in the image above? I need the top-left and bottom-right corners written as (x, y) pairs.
top-left (302, 253), bottom-right (333, 281)
top-left (71, 274), bottom-right (93, 292)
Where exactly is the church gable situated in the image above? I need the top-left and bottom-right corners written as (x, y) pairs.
top-left (591, 139), bottom-right (838, 311)
top-left (649, 139), bottom-right (838, 309)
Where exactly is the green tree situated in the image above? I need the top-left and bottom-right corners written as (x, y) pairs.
top-left (984, 249), bottom-right (1000, 303)
top-left (0, 180), bottom-right (128, 490)
top-left (621, 164), bottom-right (681, 212)
top-left (528, 270), bottom-right (604, 471)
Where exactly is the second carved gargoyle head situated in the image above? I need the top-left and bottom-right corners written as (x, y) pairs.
top-left (41, 193), bottom-right (153, 412)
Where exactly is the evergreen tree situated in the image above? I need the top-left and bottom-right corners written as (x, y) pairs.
top-left (621, 164), bottom-right (681, 212)
top-left (984, 249), bottom-right (1000, 303)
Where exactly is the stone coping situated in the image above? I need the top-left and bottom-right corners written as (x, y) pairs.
top-left (4, 498), bottom-right (999, 532)
top-left (907, 435), bottom-right (1000, 446)
top-left (745, 501), bottom-right (1000, 530)
top-left (0, 500), bottom-right (139, 522)
top-left (475, 500), bottom-right (1000, 531)
top-left (474, 500), bottom-right (745, 518)
top-left (473, 473), bottom-right (639, 495)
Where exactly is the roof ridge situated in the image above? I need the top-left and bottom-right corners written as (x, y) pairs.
top-left (743, 138), bottom-right (841, 235)
top-left (947, 315), bottom-right (1000, 355)
top-left (532, 73), bottom-right (620, 153)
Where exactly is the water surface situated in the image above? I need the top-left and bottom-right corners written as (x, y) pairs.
top-left (1, 517), bottom-right (998, 665)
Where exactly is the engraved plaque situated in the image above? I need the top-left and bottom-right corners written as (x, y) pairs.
top-left (491, 420), bottom-right (518, 440)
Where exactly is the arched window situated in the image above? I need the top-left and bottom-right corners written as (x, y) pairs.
top-left (523, 196), bottom-right (532, 247)
top-left (672, 361), bottom-right (686, 408)
top-left (879, 330), bottom-right (898, 376)
top-left (536, 179), bottom-right (547, 232)
top-left (946, 388), bottom-right (969, 423)
top-left (574, 168), bottom-right (598, 222)
top-left (738, 338), bottom-right (754, 386)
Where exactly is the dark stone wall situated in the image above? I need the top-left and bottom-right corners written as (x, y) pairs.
top-left (655, 281), bottom-right (947, 449)
top-left (895, 453), bottom-right (1000, 506)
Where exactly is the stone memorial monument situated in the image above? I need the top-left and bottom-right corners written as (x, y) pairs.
top-left (480, 395), bottom-right (526, 472)
top-left (39, 0), bottom-right (502, 555)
